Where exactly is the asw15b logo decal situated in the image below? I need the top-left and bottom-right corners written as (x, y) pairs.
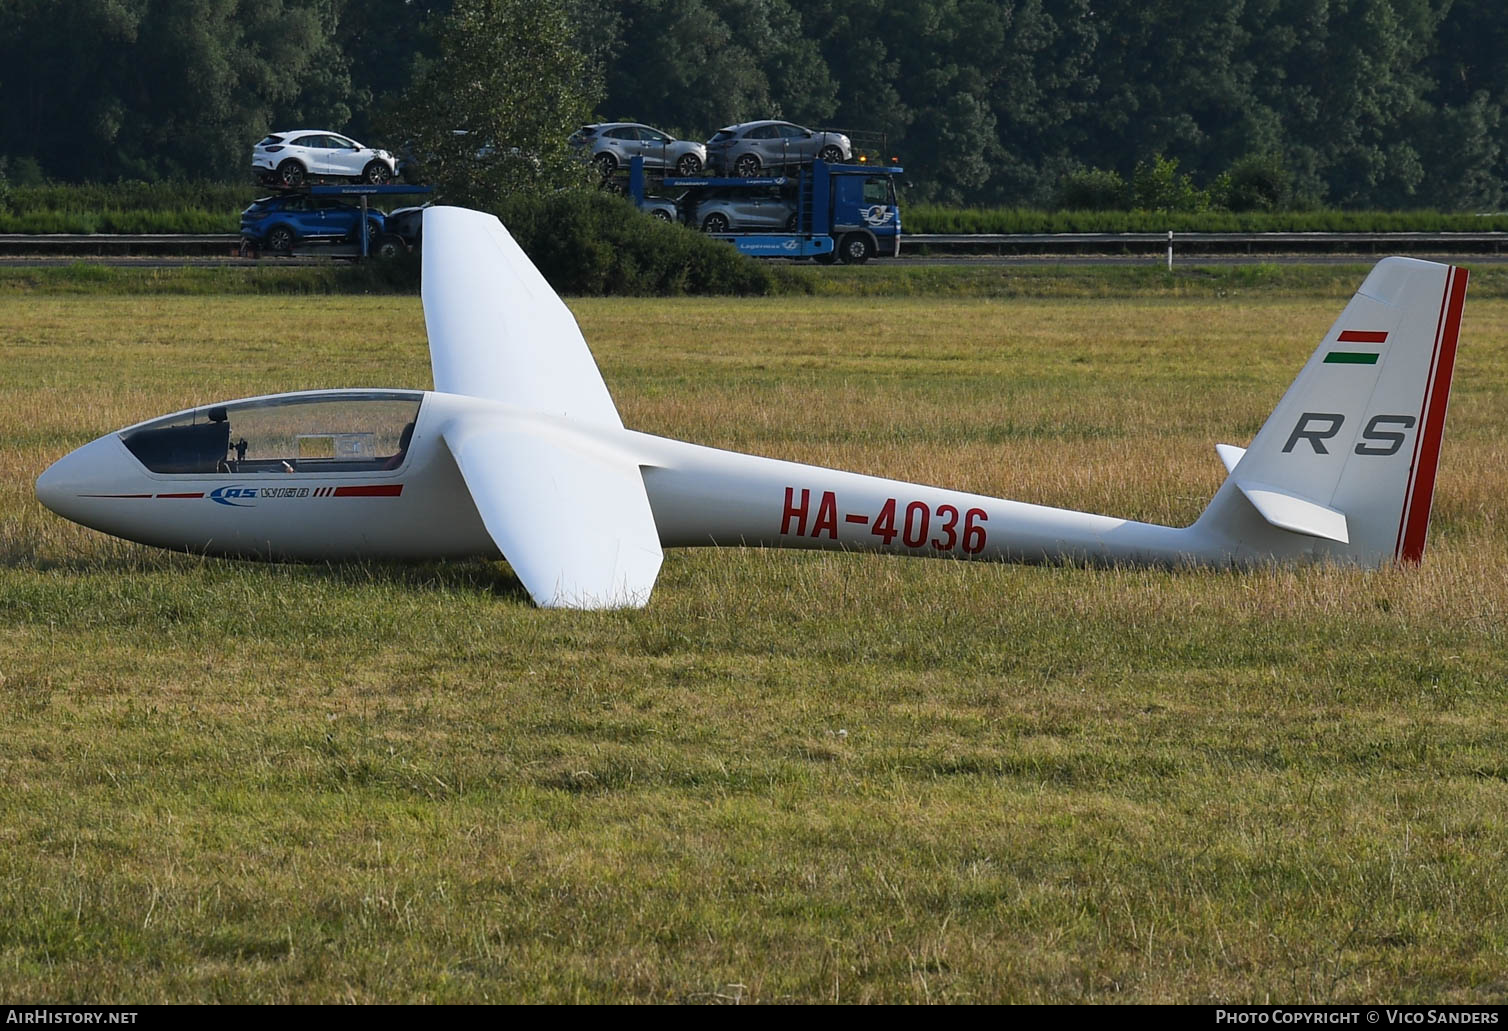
top-left (210, 485), bottom-right (261, 507)
top-left (209, 485), bottom-right (315, 507)
top-left (207, 484), bottom-right (400, 506)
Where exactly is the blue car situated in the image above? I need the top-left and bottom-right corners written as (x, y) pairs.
top-left (240, 195), bottom-right (387, 254)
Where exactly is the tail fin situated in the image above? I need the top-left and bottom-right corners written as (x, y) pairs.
top-left (1196, 257), bottom-right (1468, 566)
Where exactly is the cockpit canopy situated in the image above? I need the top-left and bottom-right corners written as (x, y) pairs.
top-left (121, 391), bottom-right (423, 474)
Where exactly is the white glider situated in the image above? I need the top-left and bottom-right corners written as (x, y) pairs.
top-left (36, 207), bottom-right (1469, 608)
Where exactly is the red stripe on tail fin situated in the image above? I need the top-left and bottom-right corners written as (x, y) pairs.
top-left (1395, 266), bottom-right (1468, 564)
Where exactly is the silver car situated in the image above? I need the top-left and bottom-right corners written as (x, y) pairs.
top-left (692, 187), bottom-right (798, 233)
top-left (570, 123), bottom-right (706, 176)
top-left (636, 195), bottom-right (680, 222)
top-left (704, 121), bottom-right (852, 177)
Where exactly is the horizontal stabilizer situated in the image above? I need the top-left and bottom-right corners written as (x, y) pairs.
top-left (1215, 444), bottom-right (1246, 474)
top-left (1236, 481), bottom-right (1349, 544)
top-left (443, 418), bottom-right (663, 609)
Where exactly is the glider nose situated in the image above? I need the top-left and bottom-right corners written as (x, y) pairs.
top-left (34, 454), bottom-right (72, 517)
top-left (35, 435), bottom-right (117, 522)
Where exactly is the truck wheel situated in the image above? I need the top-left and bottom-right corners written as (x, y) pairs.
top-left (839, 233), bottom-right (873, 264)
top-left (733, 154), bottom-right (761, 177)
top-left (362, 161), bottom-right (392, 185)
top-left (373, 234), bottom-right (405, 260)
top-left (702, 213), bottom-right (730, 233)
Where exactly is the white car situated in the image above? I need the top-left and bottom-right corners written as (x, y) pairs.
top-left (253, 131), bottom-right (398, 187)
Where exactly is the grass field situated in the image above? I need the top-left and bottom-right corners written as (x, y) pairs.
top-left (10, 260), bottom-right (1508, 303)
top-left (2, 283), bottom-right (1507, 1002)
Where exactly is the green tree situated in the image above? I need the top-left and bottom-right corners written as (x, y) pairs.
top-left (1414, 0), bottom-right (1508, 209)
top-left (336, 0), bottom-right (454, 142)
top-left (1053, 168), bottom-right (1126, 210)
top-left (0, 0), bottom-right (1503, 207)
top-left (1249, 0), bottom-right (1438, 207)
top-left (792, 0), bottom-right (1101, 205)
top-left (1132, 155), bottom-right (1207, 212)
top-left (597, 0), bottom-right (834, 139)
top-left (391, 0), bottom-right (599, 206)
top-left (1219, 153), bottom-right (1292, 211)
top-left (1086, 0), bottom-right (1275, 184)
top-left (0, 0), bottom-right (354, 181)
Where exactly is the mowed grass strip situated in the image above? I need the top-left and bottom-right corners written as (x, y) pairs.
top-left (1, 292), bottom-right (1506, 1003)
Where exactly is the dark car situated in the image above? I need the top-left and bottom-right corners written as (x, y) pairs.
top-left (384, 205), bottom-right (429, 248)
top-left (240, 195), bottom-right (388, 254)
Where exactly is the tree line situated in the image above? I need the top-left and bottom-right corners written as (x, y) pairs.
top-left (1, 0), bottom-right (1503, 210)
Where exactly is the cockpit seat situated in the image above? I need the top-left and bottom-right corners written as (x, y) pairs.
top-left (122, 420), bottom-right (231, 474)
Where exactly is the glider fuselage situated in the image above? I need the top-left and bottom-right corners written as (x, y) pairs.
top-left (37, 388), bottom-right (1292, 569)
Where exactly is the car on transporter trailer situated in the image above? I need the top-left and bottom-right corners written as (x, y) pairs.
top-left (690, 187), bottom-right (798, 233)
top-left (569, 123), bottom-right (707, 177)
top-left (239, 194), bottom-right (394, 256)
top-left (703, 121), bottom-right (852, 177)
top-left (252, 131), bottom-right (399, 187)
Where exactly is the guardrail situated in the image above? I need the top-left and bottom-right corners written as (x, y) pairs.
top-left (0, 233), bottom-right (240, 254)
top-left (905, 231), bottom-right (1508, 260)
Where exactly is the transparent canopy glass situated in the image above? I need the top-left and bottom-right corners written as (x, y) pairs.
top-left (121, 391), bottom-right (423, 474)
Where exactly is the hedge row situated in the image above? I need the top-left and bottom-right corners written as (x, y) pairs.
top-left (0, 181), bottom-right (256, 232)
top-left (4, 180), bottom-right (1507, 236)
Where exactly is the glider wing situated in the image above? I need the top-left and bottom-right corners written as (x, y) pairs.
top-left (422, 206), bottom-right (624, 429)
top-left (442, 416), bottom-right (663, 609)
top-left (422, 205), bottom-right (662, 608)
